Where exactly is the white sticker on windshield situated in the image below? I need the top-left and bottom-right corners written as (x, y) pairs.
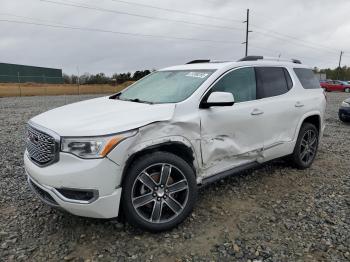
top-left (186, 72), bottom-right (209, 79)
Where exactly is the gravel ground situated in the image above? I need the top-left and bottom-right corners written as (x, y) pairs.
top-left (0, 93), bottom-right (349, 262)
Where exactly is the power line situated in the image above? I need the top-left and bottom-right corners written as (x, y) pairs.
top-left (112, 0), bottom-right (350, 56)
top-left (111, 0), bottom-right (242, 23)
top-left (251, 25), bottom-right (340, 55)
top-left (39, 0), bottom-right (347, 58)
top-left (249, 44), bottom-right (339, 65)
top-left (0, 18), bottom-right (238, 44)
top-left (0, 12), bottom-right (67, 25)
top-left (4, 1), bottom-right (349, 65)
top-left (247, 11), bottom-right (344, 54)
top-left (0, 18), bottom-right (341, 67)
top-left (39, 0), bottom-right (243, 32)
top-left (249, 13), bottom-right (350, 56)
top-left (251, 29), bottom-right (342, 56)
top-left (0, 15), bottom-right (340, 66)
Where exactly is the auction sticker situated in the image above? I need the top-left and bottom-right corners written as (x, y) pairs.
top-left (186, 72), bottom-right (209, 79)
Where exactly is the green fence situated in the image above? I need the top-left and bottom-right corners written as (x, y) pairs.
top-left (0, 63), bottom-right (63, 84)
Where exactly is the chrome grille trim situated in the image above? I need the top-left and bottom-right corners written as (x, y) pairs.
top-left (26, 121), bottom-right (60, 167)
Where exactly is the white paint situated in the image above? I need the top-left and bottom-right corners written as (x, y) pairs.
top-left (31, 96), bottom-right (175, 136)
top-left (24, 60), bottom-right (326, 218)
top-left (207, 91), bottom-right (234, 103)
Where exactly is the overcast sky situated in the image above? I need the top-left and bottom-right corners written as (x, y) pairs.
top-left (1, 0), bottom-right (350, 75)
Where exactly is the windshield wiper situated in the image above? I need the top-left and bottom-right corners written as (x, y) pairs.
top-left (120, 98), bottom-right (154, 104)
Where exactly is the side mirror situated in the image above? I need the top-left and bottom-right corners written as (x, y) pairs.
top-left (200, 91), bottom-right (235, 108)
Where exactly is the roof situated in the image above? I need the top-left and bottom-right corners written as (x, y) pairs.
top-left (160, 62), bottom-right (234, 71)
top-left (160, 60), bottom-right (310, 71)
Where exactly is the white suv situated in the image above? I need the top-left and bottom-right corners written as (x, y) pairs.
top-left (24, 56), bottom-right (326, 231)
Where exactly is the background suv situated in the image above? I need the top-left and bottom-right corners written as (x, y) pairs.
top-left (24, 56), bottom-right (326, 231)
top-left (339, 98), bottom-right (350, 122)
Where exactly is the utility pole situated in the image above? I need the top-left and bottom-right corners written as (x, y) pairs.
top-left (336, 51), bottom-right (344, 80)
top-left (17, 72), bottom-right (21, 97)
top-left (77, 65), bottom-right (80, 85)
top-left (242, 9), bottom-right (252, 57)
top-left (77, 65), bottom-right (80, 95)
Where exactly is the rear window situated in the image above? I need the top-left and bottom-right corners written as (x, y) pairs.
top-left (293, 68), bottom-right (321, 89)
top-left (255, 67), bottom-right (290, 99)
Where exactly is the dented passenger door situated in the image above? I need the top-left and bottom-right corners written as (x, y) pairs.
top-left (199, 67), bottom-right (264, 174)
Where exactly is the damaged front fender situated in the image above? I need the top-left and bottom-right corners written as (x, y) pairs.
top-left (107, 114), bottom-right (203, 182)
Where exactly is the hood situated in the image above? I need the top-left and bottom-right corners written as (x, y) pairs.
top-left (30, 97), bottom-right (175, 136)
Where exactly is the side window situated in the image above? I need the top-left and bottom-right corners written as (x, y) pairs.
top-left (211, 67), bottom-right (256, 103)
top-left (256, 67), bottom-right (290, 99)
top-left (293, 68), bottom-right (321, 89)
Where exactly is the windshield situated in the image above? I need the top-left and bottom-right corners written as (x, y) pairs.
top-left (119, 70), bottom-right (215, 103)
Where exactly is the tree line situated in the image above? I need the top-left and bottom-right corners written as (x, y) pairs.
top-left (63, 70), bottom-right (152, 84)
top-left (314, 66), bottom-right (350, 80)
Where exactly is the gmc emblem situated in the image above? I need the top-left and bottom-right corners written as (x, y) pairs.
top-left (28, 132), bottom-right (39, 145)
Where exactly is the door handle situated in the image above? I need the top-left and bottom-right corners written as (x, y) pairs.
top-left (251, 108), bottom-right (264, 115)
top-left (295, 101), bottom-right (304, 107)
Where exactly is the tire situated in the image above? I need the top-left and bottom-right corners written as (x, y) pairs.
top-left (122, 151), bottom-right (197, 232)
top-left (339, 113), bottom-right (349, 122)
top-left (345, 88), bottom-right (350, 93)
top-left (291, 123), bottom-right (319, 169)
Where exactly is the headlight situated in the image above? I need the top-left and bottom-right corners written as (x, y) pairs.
top-left (61, 130), bottom-right (137, 158)
top-left (341, 101), bottom-right (350, 107)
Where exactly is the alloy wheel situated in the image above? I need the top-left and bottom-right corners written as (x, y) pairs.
top-left (131, 163), bottom-right (189, 224)
top-left (299, 129), bottom-right (317, 165)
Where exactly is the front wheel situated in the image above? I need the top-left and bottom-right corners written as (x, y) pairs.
top-left (122, 152), bottom-right (197, 232)
top-left (345, 87), bottom-right (350, 93)
top-left (290, 123), bottom-right (319, 169)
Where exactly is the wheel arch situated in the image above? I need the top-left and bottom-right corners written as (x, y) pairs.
top-left (121, 140), bottom-right (198, 185)
top-left (295, 112), bottom-right (322, 140)
top-left (302, 115), bottom-right (321, 132)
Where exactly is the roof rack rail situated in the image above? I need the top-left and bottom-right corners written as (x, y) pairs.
top-left (238, 56), bottom-right (263, 62)
top-left (238, 56), bottom-right (302, 64)
top-left (186, 59), bottom-right (210, 64)
top-left (291, 59), bottom-right (302, 64)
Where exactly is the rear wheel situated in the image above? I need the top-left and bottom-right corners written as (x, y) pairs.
top-left (345, 87), bottom-right (350, 93)
top-left (122, 152), bottom-right (197, 232)
top-left (291, 123), bottom-right (319, 169)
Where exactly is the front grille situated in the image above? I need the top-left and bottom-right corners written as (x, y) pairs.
top-left (26, 124), bottom-right (58, 166)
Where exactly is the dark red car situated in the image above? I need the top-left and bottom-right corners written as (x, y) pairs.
top-left (320, 80), bottom-right (350, 92)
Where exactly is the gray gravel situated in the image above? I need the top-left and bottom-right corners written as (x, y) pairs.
top-left (0, 92), bottom-right (349, 261)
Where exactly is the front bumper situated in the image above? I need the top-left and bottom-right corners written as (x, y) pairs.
top-left (339, 107), bottom-right (350, 119)
top-left (24, 151), bottom-right (123, 218)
